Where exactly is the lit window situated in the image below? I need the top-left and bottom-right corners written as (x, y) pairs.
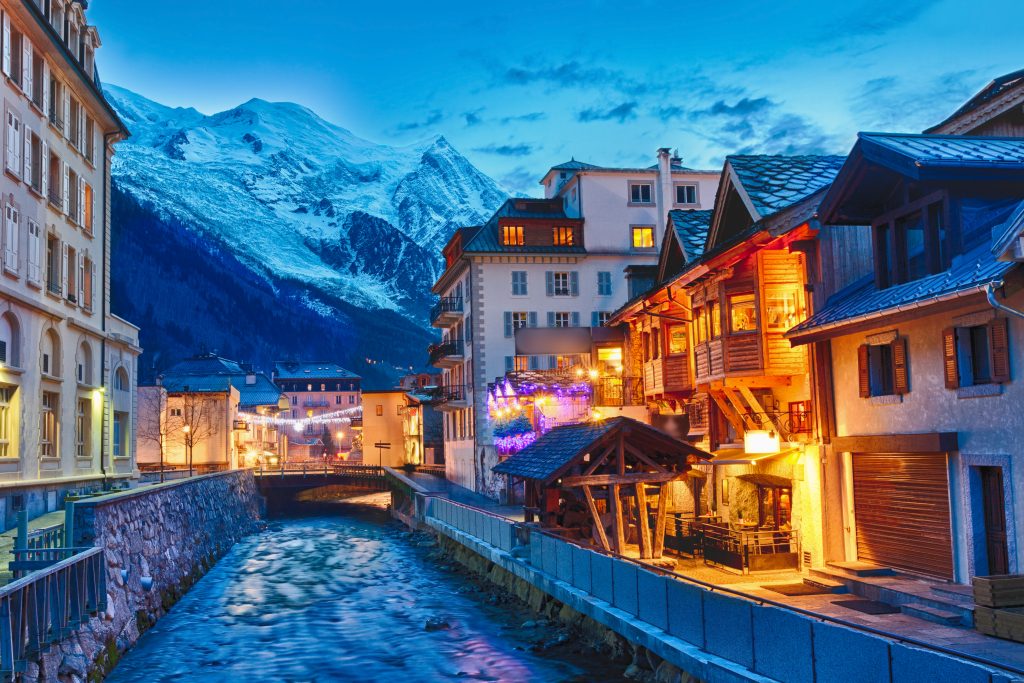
top-left (76, 397), bottom-right (90, 459)
top-left (675, 184), bottom-right (697, 205)
top-left (728, 293), bottom-right (757, 333)
top-left (765, 290), bottom-right (802, 330)
top-left (41, 391), bottom-right (58, 458)
top-left (514, 356), bottom-right (528, 372)
top-left (0, 386), bottom-right (12, 458)
top-left (501, 225), bottom-right (524, 246)
top-left (511, 312), bottom-right (529, 330)
top-left (668, 325), bottom-right (688, 355)
top-left (552, 226), bottom-right (574, 246)
top-left (632, 226), bottom-right (654, 249)
top-left (376, 404), bottom-right (383, 416)
top-left (629, 183), bottom-right (653, 204)
top-left (694, 307), bottom-right (708, 344)
top-left (597, 311), bottom-right (612, 326)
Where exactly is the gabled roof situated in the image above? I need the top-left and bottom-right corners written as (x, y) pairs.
top-left (160, 376), bottom-right (233, 394)
top-left (550, 159), bottom-right (601, 171)
top-left (462, 198), bottom-right (586, 254)
top-left (273, 362), bottom-right (360, 380)
top-left (787, 244), bottom-right (1016, 343)
top-left (232, 375), bottom-right (285, 410)
top-left (728, 154), bottom-right (846, 218)
top-left (992, 200), bottom-right (1024, 261)
top-left (926, 69), bottom-right (1024, 134)
top-left (668, 209), bottom-right (713, 261)
top-left (862, 133), bottom-right (1024, 171)
top-left (160, 354), bottom-right (283, 407)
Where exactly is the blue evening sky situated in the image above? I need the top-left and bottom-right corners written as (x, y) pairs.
top-left (89, 0), bottom-right (1023, 194)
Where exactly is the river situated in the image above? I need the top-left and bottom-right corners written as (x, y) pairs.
top-left (107, 495), bottom-right (627, 682)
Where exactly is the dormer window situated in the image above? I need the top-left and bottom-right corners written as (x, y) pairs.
top-left (501, 225), bottom-right (524, 246)
top-left (873, 193), bottom-right (947, 289)
top-left (629, 182), bottom-right (653, 205)
top-left (552, 226), bottom-right (574, 246)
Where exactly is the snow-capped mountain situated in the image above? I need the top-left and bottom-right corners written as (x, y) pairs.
top-left (104, 86), bottom-right (507, 382)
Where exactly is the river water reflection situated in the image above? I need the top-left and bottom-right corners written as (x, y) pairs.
top-left (107, 496), bottom-right (625, 682)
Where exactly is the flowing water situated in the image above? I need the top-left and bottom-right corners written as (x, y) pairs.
top-left (107, 495), bottom-right (626, 682)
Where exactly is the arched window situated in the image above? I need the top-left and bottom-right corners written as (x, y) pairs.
top-left (114, 367), bottom-right (129, 392)
top-left (41, 329), bottom-right (61, 377)
top-left (0, 312), bottom-right (20, 368)
top-left (76, 341), bottom-right (93, 385)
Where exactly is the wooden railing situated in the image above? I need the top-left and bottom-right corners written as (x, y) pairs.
top-left (0, 547), bottom-right (106, 678)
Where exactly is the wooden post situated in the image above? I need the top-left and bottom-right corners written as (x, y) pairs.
top-left (583, 485), bottom-right (610, 552)
top-left (610, 484), bottom-right (625, 553)
top-left (635, 483), bottom-right (652, 559)
top-left (653, 482), bottom-right (669, 558)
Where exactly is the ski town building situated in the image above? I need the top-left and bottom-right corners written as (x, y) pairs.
top-left (273, 361), bottom-right (361, 459)
top-left (0, 0), bottom-right (139, 526)
top-left (429, 149), bottom-right (718, 496)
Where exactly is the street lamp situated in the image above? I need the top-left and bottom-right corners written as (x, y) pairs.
top-left (182, 424), bottom-right (193, 477)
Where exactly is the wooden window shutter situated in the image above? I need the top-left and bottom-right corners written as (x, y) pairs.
top-left (503, 311), bottom-right (512, 338)
top-left (545, 271), bottom-right (554, 296)
top-left (942, 327), bottom-right (959, 389)
top-left (569, 271), bottom-right (579, 296)
top-left (891, 337), bottom-right (909, 394)
top-left (857, 344), bottom-right (870, 398)
top-left (528, 311), bottom-right (537, 328)
top-left (989, 318), bottom-right (1010, 383)
top-left (546, 312), bottom-right (555, 328)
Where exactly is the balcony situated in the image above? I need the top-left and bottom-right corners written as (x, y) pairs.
top-left (428, 339), bottom-right (464, 368)
top-left (593, 376), bottom-right (645, 407)
top-left (436, 384), bottom-right (469, 411)
top-left (643, 356), bottom-right (692, 397)
top-left (430, 296), bottom-right (464, 327)
top-left (303, 399), bottom-right (329, 408)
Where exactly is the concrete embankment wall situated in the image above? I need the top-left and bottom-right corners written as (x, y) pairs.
top-left (389, 474), bottom-right (1016, 683)
top-left (26, 470), bottom-right (263, 681)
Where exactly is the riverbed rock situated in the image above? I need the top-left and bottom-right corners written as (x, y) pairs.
top-left (425, 616), bottom-right (451, 631)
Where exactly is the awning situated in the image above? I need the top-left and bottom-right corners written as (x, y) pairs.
top-left (737, 473), bottom-right (792, 488)
top-left (514, 326), bottom-right (624, 355)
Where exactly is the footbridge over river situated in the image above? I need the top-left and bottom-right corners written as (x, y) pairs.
top-left (253, 463), bottom-right (390, 497)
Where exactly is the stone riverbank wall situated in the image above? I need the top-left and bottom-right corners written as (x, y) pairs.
top-left (387, 469), bottom-right (1019, 683)
top-left (25, 470), bottom-right (263, 682)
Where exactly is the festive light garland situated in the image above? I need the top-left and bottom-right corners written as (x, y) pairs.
top-left (237, 406), bottom-right (362, 431)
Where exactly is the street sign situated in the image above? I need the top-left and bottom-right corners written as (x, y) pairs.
top-left (374, 442), bottom-right (391, 449)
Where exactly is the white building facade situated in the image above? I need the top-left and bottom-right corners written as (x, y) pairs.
top-left (431, 149), bottom-right (718, 497)
top-left (0, 0), bottom-right (137, 527)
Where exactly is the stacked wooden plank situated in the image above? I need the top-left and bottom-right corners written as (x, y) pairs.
top-left (973, 575), bottom-right (1024, 642)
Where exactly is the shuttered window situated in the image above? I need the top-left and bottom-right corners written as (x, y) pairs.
top-left (945, 320), bottom-right (1010, 389)
top-left (857, 337), bottom-right (909, 397)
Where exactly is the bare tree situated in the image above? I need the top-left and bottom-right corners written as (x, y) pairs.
top-left (166, 393), bottom-right (218, 477)
top-left (137, 387), bottom-right (170, 482)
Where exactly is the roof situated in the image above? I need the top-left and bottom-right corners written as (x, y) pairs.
top-left (160, 376), bottom-right (233, 394)
top-left (926, 69), bottom-right (1024, 133)
top-left (861, 132), bottom-right (1024, 171)
top-left (668, 209), bottom-right (713, 260)
top-left (787, 244), bottom-right (1016, 341)
top-left (232, 374), bottom-right (284, 410)
top-left (462, 198), bottom-right (587, 255)
top-left (159, 353), bottom-right (282, 407)
top-left (728, 154), bottom-right (846, 217)
top-left (273, 362), bottom-right (360, 380)
top-left (163, 354), bottom-right (246, 377)
top-left (550, 159), bottom-right (601, 171)
top-left (492, 419), bottom-right (623, 481)
top-left (992, 200), bottom-right (1024, 261)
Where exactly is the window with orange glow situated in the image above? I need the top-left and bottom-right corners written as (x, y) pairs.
top-left (502, 225), bottom-right (524, 246)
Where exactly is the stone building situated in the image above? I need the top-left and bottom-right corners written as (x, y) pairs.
top-left (0, 0), bottom-right (138, 528)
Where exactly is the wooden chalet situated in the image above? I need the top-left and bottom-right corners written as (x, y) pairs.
top-left (493, 417), bottom-right (710, 559)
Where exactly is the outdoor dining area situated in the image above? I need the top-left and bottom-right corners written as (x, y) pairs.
top-left (663, 512), bottom-right (800, 573)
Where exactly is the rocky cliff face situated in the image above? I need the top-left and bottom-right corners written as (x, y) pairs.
top-left (105, 86), bottom-right (507, 382)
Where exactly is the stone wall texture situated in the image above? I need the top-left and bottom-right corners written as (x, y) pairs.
top-left (25, 470), bottom-right (263, 682)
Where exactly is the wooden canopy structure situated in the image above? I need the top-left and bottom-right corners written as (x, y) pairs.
top-left (494, 417), bottom-right (713, 559)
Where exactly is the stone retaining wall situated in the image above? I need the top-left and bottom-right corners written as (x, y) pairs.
top-left (25, 470), bottom-right (263, 681)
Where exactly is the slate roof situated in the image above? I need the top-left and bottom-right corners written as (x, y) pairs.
top-left (163, 355), bottom-right (246, 377)
top-left (728, 155), bottom-right (846, 217)
top-left (160, 376), bottom-right (233, 394)
top-left (668, 209), bottom-right (713, 260)
top-left (273, 362), bottom-right (360, 380)
top-left (550, 159), bottom-right (601, 171)
top-left (160, 353), bottom-right (283, 408)
top-left (926, 69), bottom-right (1024, 133)
top-left (861, 133), bottom-right (1024, 171)
top-left (492, 419), bottom-right (623, 481)
top-left (992, 200), bottom-right (1024, 261)
top-left (232, 375), bottom-right (285, 409)
top-left (788, 244), bottom-right (1016, 339)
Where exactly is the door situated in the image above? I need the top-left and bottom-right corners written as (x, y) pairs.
top-left (852, 452), bottom-right (953, 579)
top-left (980, 466), bottom-right (1009, 576)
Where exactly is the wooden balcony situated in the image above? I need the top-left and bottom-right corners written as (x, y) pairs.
top-left (643, 356), bottom-right (692, 397)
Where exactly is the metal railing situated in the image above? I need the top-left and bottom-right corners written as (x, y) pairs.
top-left (255, 463), bottom-right (384, 478)
top-left (438, 384), bottom-right (467, 402)
top-left (427, 339), bottom-right (464, 366)
top-left (302, 399), bottom-right (329, 408)
top-left (593, 376), bottom-right (644, 407)
top-left (0, 547), bottom-right (106, 678)
top-left (430, 296), bottom-right (463, 324)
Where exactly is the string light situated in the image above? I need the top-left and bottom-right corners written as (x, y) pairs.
top-left (238, 406), bottom-right (362, 432)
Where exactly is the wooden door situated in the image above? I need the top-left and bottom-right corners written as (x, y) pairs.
top-left (852, 453), bottom-right (953, 579)
top-left (980, 466), bottom-right (1009, 576)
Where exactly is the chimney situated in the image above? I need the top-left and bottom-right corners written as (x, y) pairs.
top-left (656, 147), bottom-right (674, 240)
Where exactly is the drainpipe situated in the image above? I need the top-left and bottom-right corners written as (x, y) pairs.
top-left (99, 130), bottom-right (118, 480)
top-left (986, 283), bottom-right (1024, 320)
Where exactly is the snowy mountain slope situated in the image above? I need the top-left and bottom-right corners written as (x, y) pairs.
top-left (106, 85), bottom-right (506, 316)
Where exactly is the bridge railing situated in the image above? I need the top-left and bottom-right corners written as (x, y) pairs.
top-left (254, 463), bottom-right (384, 477)
top-left (426, 497), bottom-right (519, 553)
top-left (0, 547), bottom-right (106, 677)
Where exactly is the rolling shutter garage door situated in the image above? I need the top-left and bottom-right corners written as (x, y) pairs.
top-left (852, 453), bottom-right (953, 580)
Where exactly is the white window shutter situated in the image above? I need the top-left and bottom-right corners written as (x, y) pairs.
top-left (62, 90), bottom-right (69, 136)
top-left (13, 117), bottom-right (20, 175)
top-left (1, 13), bottom-right (10, 77)
top-left (89, 259), bottom-right (96, 310)
top-left (62, 162), bottom-right (69, 214)
top-left (23, 125), bottom-right (31, 187)
top-left (571, 312), bottom-right (581, 327)
top-left (60, 241), bottom-right (68, 298)
top-left (78, 107), bottom-right (85, 151)
top-left (42, 60), bottom-right (49, 117)
top-left (40, 140), bottom-right (47, 199)
top-left (78, 177), bottom-right (84, 225)
top-left (21, 37), bottom-right (31, 96)
top-left (27, 221), bottom-right (39, 283)
top-left (5, 112), bottom-right (14, 172)
top-left (77, 251), bottom-right (84, 305)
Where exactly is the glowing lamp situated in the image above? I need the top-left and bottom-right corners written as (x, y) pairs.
top-left (587, 369), bottom-right (599, 380)
top-left (744, 430), bottom-right (780, 455)
top-left (575, 368), bottom-right (584, 378)
top-left (591, 409), bottom-right (604, 422)
top-left (293, 422), bottom-right (303, 432)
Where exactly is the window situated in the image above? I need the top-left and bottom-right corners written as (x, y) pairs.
top-left (728, 293), bottom-right (757, 333)
top-left (511, 271), bottom-right (527, 296)
top-left (501, 225), bottom-right (524, 246)
top-left (27, 129), bottom-right (42, 192)
top-left (709, 300), bottom-right (722, 339)
top-left (788, 401), bottom-right (812, 434)
top-left (873, 195), bottom-right (947, 289)
top-left (8, 26), bottom-right (23, 90)
top-left (594, 311), bottom-right (612, 327)
top-left (675, 184), bottom-right (698, 205)
top-left (765, 289), bottom-right (802, 331)
top-left (552, 272), bottom-right (570, 296)
top-left (668, 325), bottom-right (688, 355)
top-left (47, 150), bottom-right (60, 206)
top-left (629, 182), bottom-right (653, 204)
top-left (553, 312), bottom-right (571, 328)
top-left (48, 75), bottom-right (63, 130)
top-left (31, 52), bottom-right (44, 110)
top-left (857, 338), bottom-right (909, 397)
top-left (511, 312), bottom-right (528, 330)
top-left (67, 168), bottom-right (79, 221)
top-left (631, 226), bottom-right (655, 249)
top-left (114, 368), bottom-right (129, 391)
top-left (513, 355), bottom-right (528, 372)
top-left (68, 97), bottom-right (81, 149)
top-left (46, 234), bottom-right (59, 295)
top-left (4, 204), bottom-right (19, 273)
top-left (597, 271), bottom-right (612, 296)
top-left (84, 116), bottom-right (95, 164)
top-left (82, 257), bottom-right (93, 310)
top-left (0, 386), bottom-right (12, 458)
top-left (66, 246), bottom-right (77, 302)
top-left (945, 319), bottom-right (1010, 389)
top-left (552, 226), bottom-right (575, 246)
top-left (291, 396), bottom-right (297, 406)
top-left (349, 395), bottom-right (355, 404)
top-left (169, 407), bottom-right (182, 418)
top-left (113, 412), bottom-right (128, 458)
top-left (75, 397), bottom-right (90, 458)
top-left (6, 111), bottom-right (22, 176)
top-left (320, 383), bottom-right (326, 391)
top-left (376, 404), bottom-right (383, 416)
top-left (41, 391), bottom-right (57, 458)
top-left (694, 307), bottom-right (708, 344)
top-left (82, 183), bottom-right (93, 233)
top-left (335, 395), bottom-right (341, 405)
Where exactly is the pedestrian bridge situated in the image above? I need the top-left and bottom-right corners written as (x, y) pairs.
top-left (253, 463), bottom-right (388, 494)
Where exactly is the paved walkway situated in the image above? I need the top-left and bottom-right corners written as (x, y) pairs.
top-left (402, 472), bottom-right (1024, 675)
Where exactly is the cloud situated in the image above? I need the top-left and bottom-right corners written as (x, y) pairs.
top-left (393, 109), bottom-right (444, 132)
top-left (463, 108), bottom-right (484, 127)
top-left (497, 60), bottom-right (658, 97)
top-left (464, 110), bottom-right (547, 128)
top-left (499, 166), bottom-right (540, 196)
top-left (578, 101), bottom-right (638, 123)
top-left (839, 0), bottom-right (940, 38)
top-left (499, 112), bottom-right (547, 125)
top-left (690, 97), bottom-right (775, 120)
top-left (850, 70), bottom-right (980, 132)
top-left (473, 143), bottom-right (535, 157)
